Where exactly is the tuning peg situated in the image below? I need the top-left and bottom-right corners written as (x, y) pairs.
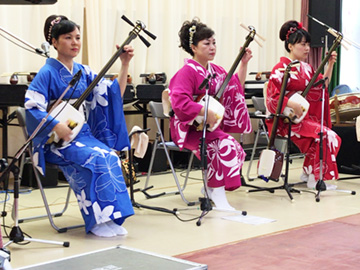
top-left (143, 29), bottom-right (156, 40)
top-left (239, 23), bottom-right (265, 47)
top-left (139, 34), bottom-right (151, 47)
top-left (121, 15), bottom-right (134, 27)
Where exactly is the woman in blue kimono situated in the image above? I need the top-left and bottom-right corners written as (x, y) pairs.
top-left (25, 15), bottom-right (134, 237)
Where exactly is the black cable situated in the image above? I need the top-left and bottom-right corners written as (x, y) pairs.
top-left (0, 32), bottom-right (46, 58)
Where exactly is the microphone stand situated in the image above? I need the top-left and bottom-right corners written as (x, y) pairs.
top-left (0, 26), bottom-right (48, 58)
top-left (196, 78), bottom-right (213, 226)
top-left (314, 79), bottom-right (327, 201)
top-left (195, 74), bottom-right (248, 226)
top-left (0, 72), bottom-right (82, 250)
top-left (313, 78), bottom-right (356, 200)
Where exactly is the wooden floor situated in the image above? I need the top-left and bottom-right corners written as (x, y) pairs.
top-left (2, 158), bottom-right (360, 269)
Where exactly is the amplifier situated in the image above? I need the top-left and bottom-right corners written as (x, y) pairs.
top-left (136, 84), bottom-right (166, 102)
top-left (123, 84), bottom-right (135, 102)
top-left (332, 125), bottom-right (360, 175)
top-left (244, 80), bottom-right (266, 99)
top-left (0, 84), bottom-right (27, 106)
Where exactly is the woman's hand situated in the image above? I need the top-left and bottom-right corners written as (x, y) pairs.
top-left (117, 44), bottom-right (134, 66)
top-left (328, 51), bottom-right (337, 65)
top-left (238, 47), bottom-right (253, 86)
top-left (287, 100), bottom-right (303, 119)
top-left (53, 121), bottom-right (73, 142)
top-left (241, 47), bottom-right (253, 64)
top-left (205, 109), bottom-right (219, 129)
top-left (198, 107), bottom-right (219, 129)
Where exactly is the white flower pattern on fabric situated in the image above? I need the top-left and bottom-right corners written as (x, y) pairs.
top-left (60, 164), bottom-right (87, 194)
top-left (303, 165), bottom-right (313, 175)
top-left (93, 202), bottom-right (114, 224)
top-left (89, 107), bottom-right (117, 148)
top-left (207, 136), bottom-right (241, 181)
top-left (173, 115), bottom-right (187, 148)
top-left (187, 62), bottom-right (206, 77)
top-left (90, 151), bottom-right (127, 202)
top-left (77, 189), bottom-right (92, 215)
top-left (269, 69), bottom-right (284, 84)
top-left (90, 80), bottom-right (110, 110)
top-left (302, 62), bottom-right (312, 80)
top-left (327, 129), bottom-right (339, 152)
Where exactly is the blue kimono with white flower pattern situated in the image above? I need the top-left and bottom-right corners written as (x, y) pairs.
top-left (25, 58), bottom-right (134, 233)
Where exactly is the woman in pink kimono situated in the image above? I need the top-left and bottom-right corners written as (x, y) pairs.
top-left (169, 18), bottom-right (252, 210)
top-left (266, 20), bottom-right (341, 190)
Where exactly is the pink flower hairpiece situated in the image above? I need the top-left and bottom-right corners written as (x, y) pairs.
top-left (286, 22), bottom-right (306, 41)
top-left (47, 16), bottom-right (62, 43)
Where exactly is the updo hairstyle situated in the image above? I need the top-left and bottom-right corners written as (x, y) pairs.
top-left (279, 20), bottom-right (311, 52)
top-left (43, 15), bottom-right (80, 46)
top-left (178, 18), bottom-right (214, 56)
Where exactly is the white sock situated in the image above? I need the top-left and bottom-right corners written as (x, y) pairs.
top-left (91, 223), bottom-right (116, 237)
top-left (201, 186), bottom-right (212, 198)
top-left (307, 174), bottom-right (337, 190)
top-left (106, 221), bottom-right (128, 236)
top-left (300, 172), bottom-right (309, 182)
top-left (307, 174), bottom-right (316, 189)
top-left (208, 186), bottom-right (235, 211)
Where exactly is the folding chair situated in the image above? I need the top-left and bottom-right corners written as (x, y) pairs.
top-left (141, 101), bottom-right (197, 206)
top-left (16, 107), bottom-right (84, 233)
top-left (246, 96), bottom-right (270, 181)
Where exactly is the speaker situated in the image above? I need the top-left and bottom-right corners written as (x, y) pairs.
top-left (332, 125), bottom-right (360, 175)
top-left (21, 163), bottom-right (59, 188)
top-left (123, 84), bottom-right (135, 102)
top-left (133, 142), bottom-right (168, 172)
top-left (308, 0), bottom-right (341, 47)
top-left (136, 84), bottom-right (166, 102)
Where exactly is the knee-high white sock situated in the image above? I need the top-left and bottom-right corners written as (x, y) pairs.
top-left (208, 186), bottom-right (235, 211)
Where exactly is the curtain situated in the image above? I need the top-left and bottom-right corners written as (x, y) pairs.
top-left (0, 0), bottom-right (301, 84)
top-left (83, 0), bottom-right (301, 84)
top-left (0, 0), bottom-right (85, 82)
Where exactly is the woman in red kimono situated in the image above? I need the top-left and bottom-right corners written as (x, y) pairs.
top-left (266, 20), bottom-right (341, 190)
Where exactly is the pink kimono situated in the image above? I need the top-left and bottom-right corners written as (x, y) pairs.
top-left (169, 59), bottom-right (252, 191)
top-left (266, 57), bottom-right (341, 181)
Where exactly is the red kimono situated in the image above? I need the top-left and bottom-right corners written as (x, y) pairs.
top-left (266, 57), bottom-right (341, 181)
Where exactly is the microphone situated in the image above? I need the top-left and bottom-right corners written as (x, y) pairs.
top-left (69, 69), bottom-right (82, 86)
top-left (41, 41), bottom-right (50, 58)
top-left (199, 73), bottom-right (216, 90)
top-left (313, 77), bottom-right (329, 88)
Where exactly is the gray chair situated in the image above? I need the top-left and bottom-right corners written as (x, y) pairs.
top-left (16, 107), bottom-right (84, 233)
top-left (142, 101), bottom-right (197, 206)
top-left (246, 96), bottom-right (269, 181)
